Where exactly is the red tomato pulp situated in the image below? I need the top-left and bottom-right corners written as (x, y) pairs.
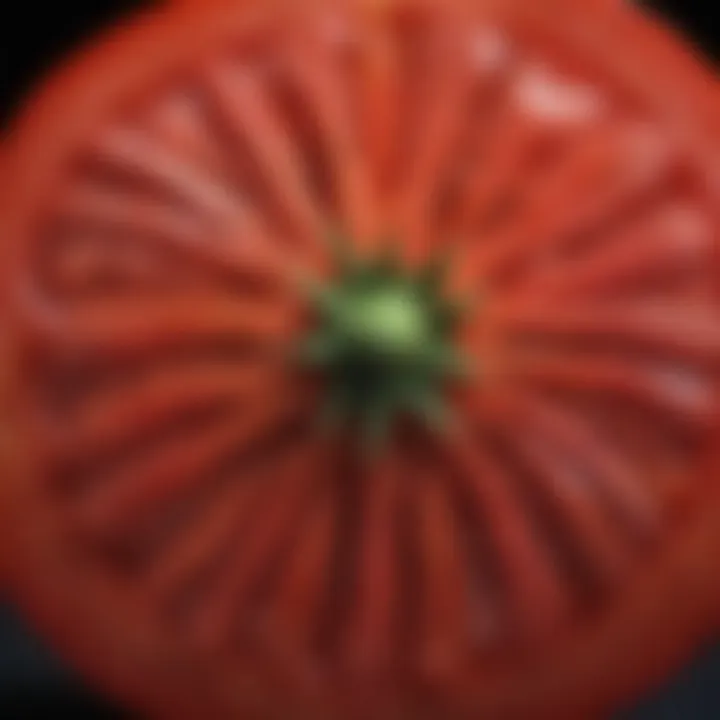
top-left (2, 0), bottom-right (720, 718)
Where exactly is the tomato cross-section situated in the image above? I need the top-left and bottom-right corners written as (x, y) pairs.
top-left (2, 0), bottom-right (720, 718)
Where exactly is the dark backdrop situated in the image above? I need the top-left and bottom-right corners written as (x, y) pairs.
top-left (1, 0), bottom-right (719, 717)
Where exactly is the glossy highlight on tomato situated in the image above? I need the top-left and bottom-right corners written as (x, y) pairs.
top-left (2, 0), bottom-right (720, 718)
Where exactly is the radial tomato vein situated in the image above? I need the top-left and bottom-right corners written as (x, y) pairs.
top-left (204, 61), bottom-right (325, 253)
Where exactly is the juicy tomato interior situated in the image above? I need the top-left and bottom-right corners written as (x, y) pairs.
top-left (2, 1), bottom-right (720, 719)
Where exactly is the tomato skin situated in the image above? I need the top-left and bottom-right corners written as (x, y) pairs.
top-left (2, 1), bottom-right (720, 719)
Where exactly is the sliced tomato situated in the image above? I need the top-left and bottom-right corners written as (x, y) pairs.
top-left (2, 1), bottom-right (720, 718)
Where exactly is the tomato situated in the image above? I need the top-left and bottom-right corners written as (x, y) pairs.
top-left (2, 0), bottom-right (720, 718)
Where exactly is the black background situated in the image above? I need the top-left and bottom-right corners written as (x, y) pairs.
top-left (1, 0), bottom-right (719, 717)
